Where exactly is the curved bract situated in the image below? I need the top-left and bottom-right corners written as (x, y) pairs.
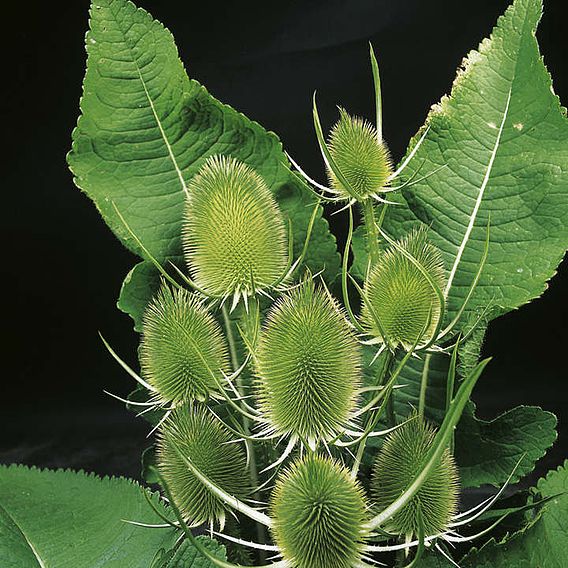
top-left (156, 406), bottom-right (251, 527)
top-left (183, 155), bottom-right (288, 299)
top-left (362, 227), bottom-right (446, 350)
top-left (372, 415), bottom-right (459, 537)
top-left (271, 454), bottom-right (368, 568)
top-left (255, 280), bottom-right (361, 444)
top-left (140, 284), bottom-right (229, 404)
top-left (327, 108), bottom-right (392, 201)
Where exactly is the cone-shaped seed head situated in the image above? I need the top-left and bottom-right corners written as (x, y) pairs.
top-left (372, 415), bottom-right (459, 537)
top-left (141, 285), bottom-right (229, 404)
top-left (271, 454), bottom-right (368, 568)
top-left (327, 108), bottom-right (392, 201)
top-left (256, 280), bottom-right (361, 442)
top-left (183, 155), bottom-right (288, 298)
top-left (157, 406), bottom-right (251, 526)
top-left (362, 227), bottom-right (446, 350)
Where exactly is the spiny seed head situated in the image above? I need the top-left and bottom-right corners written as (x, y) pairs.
top-left (255, 279), bottom-right (362, 444)
top-left (372, 415), bottom-right (459, 537)
top-left (327, 108), bottom-right (392, 201)
top-left (157, 405), bottom-right (251, 526)
top-left (362, 227), bottom-right (446, 350)
top-left (140, 284), bottom-right (229, 404)
top-left (183, 155), bottom-right (288, 298)
top-left (271, 454), bottom-right (368, 568)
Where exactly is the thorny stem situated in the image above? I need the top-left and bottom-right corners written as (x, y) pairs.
top-left (221, 303), bottom-right (266, 562)
top-left (385, 352), bottom-right (397, 429)
top-left (222, 305), bottom-right (240, 374)
top-left (418, 354), bottom-right (431, 419)
top-left (362, 198), bottom-right (381, 265)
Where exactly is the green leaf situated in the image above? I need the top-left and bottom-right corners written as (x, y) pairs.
top-left (383, 0), bottom-right (568, 323)
top-left (459, 460), bottom-right (568, 567)
top-left (117, 260), bottom-right (165, 332)
top-left (366, 349), bottom-right (556, 489)
top-left (69, 0), bottom-right (339, 288)
top-left (159, 537), bottom-right (226, 568)
top-left (456, 403), bottom-right (557, 488)
top-left (0, 464), bottom-right (178, 567)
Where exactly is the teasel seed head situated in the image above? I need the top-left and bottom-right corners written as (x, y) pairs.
top-left (156, 405), bottom-right (251, 527)
top-left (371, 414), bottom-right (459, 538)
top-left (271, 454), bottom-right (368, 568)
top-left (362, 227), bottom-right (446, 350)
top-left (327, 108), bottom-right (392, 201)
top-left (183, 155), bottom-right (288, 300)
top-left (255, 279), bottom-right (362, 445)
top-left (140, 284), bottom-right (229, 404)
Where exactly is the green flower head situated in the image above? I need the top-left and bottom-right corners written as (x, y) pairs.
top-left (140, 284), bottom-right (229, 404)
top-left (271, 454), bottom-right (368, 568)
top-left (183, 155), bottom-right (288, 300)
top-left (362, 227), bottom-right (446, 350)
top-left (372, 414), bottom-right (459, 537)
top-left (327, 108), bottom-right (392, 201)
top-left (157, 405), bottom-right (251, 527)
top-left (255, 279), bottom-right (362, 445)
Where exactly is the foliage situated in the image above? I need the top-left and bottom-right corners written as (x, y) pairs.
top-left (3, 0), bottom-right (566, 566)
top-left (0, 464), bottom-right (222, 567)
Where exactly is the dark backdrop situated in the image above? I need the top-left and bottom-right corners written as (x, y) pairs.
top-left (3, 0), bottom-right (567, 481)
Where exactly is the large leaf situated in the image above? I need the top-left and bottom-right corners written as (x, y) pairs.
top-left (461, 459), bottom-right (568, 567)
top-left (364, 347), bottom-right (556, 488)
top-left (69, 0), bottom-right (339, 282)
top-left (456, 403), bottom-right (557, 488)
top-left (155, 538), bottom-right (226, 568)
top-left (0, 464), bottom-right (179, 567)
top-left (384, 0), bottom-right (568, 322)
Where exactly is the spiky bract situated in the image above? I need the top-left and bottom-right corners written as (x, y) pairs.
top-left (327, 108), bottom-right (392, 201)
top-left (271, 454), bottom-right (368, 568)
top-left (372, 415), bottom-right (459, 537)
top-left (255, 280), bottom-right (361, 444)
top-left (183, 155), bottom-right (288, 299)
top-left (157, 406), bottom-right (251, 526)
top-left (362, 227), bottom-right (446, 349)
top-left (140, 284), bottom-right (229, 404)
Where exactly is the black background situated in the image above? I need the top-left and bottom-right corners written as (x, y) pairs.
top-left (2, 0), bottom-right (567, 482)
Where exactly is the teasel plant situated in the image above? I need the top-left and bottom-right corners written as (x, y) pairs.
top-left (97, 52), bottom-right (548, 568)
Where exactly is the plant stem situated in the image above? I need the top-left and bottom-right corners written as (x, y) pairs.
top-left (221, 303), bottom-right (266, 562)
top-left (384, 349), bottom-right (398, 428)
top-left (362, 198), bottom-right (381, 266)
top-left (222, 305), bottom-right (240, 373)
top-left (418, 354), bottom-right (431, 418)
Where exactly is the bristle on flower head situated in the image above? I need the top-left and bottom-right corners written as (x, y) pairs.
top-left (372, 414), bottom-right (459, 537)
top-left (362, 227), bottom-right (446, 350)
top-left (140, 284), bottom-right (229, 404)
top-left (255, 279), bottom-right (361, 444)
top-left (157, 405), bottom-right (251, 527)
top-left (271, 454), bottom-right (368, 568)
top-left (327, 108), bottom-right (392, 201)
top-left (183, 155), bottom-right (288, 300)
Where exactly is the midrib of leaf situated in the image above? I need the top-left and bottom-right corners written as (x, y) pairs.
top-left (0, 502), bottom-right (46, 568)
top-left (107, 0), bottom-right (188, 199)
top-left (444, 88), bottom-right (512, 297)
top-left (444, 0), bottom-right (534, 298)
